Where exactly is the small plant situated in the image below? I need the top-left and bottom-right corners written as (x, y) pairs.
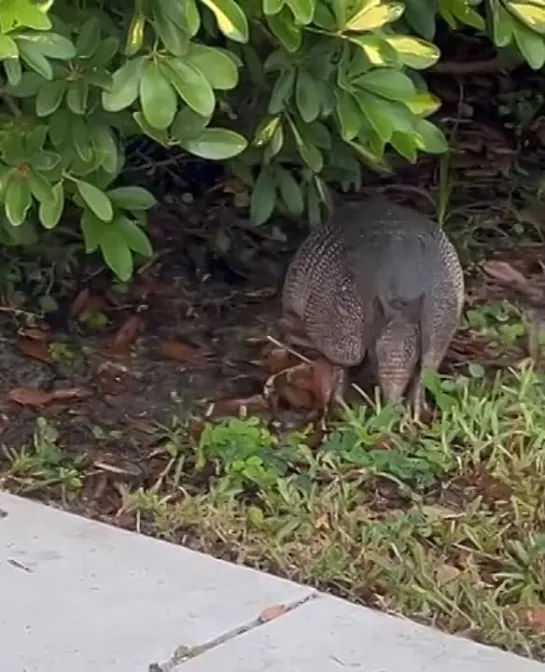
top-left (1, 416), bottom-right (83, 494)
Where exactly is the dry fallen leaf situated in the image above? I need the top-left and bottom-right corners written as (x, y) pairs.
top-left (482, 259), bottom-right (529, 286)
top-left (162, 341), bottom-right (210, 366)
top-left (519, 607), bottom-right (545, 633)
top-left (7, 386), bottom-right (92, 407)
top-left (7, 388), bottom-right (54, 406)
top-left (18, 338), bottom-right (52, 364)
top-left (112, 315), bottom-right (142, 350)
top-left (311, 359), bottom-right (335, 407)
top-left (258, 604), bottom-right (288, 623)
top-left (265, 347), bottom-right (293, 375)
top-left (50, 387), bottom-right (92, 401)
top-left (70, 288), bottom-right (91, 317)
top-left (18, 328), bottom-right (49, 342)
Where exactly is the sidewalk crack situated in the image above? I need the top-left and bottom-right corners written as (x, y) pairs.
top-left (148, 591), bottom-right (319, 671)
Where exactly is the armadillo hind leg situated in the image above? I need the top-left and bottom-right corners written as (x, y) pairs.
top-left (373, 319), bottom-right (419, 410)
top-left (405, 375), bottom-right (427, 422)
top-left (332, 366), bottom-right (348, 405)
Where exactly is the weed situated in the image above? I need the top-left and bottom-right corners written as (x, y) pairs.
top-left (0, 417), bottom-right (83, 497)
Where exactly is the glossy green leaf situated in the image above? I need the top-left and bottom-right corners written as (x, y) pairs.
top-left (4, 57), bottom-right (22, 86)
top-left (198, 0), bottom-right (249, 42)
top-left (353, 90), bottom-right (393, 141)
top-left (66, 79), bottom-right (89, 115)
top-left (276, 166), bottom-right (304, 215)
top-left (30, 150), bottom-right (61, 172)
top-left (92, 125), bottom-right (119, 174)
top-left (347, 139), bottom-right (391, 172)
top-left (356, 69), bottom-right (416, 101)
top-left (403, 0), bottom-right (436, 39)
top-left (125, 13), bottom-right (146, 56)
top-left (35, 79), bottom-right (67, 117)
top-left (254, 115), bottom-right (282, 146)
top-left (171, 106), bottom-right (211, 141)
top-left (251, 167), bottom-right (276, 225)
top-left (390, 131), bottom-right (418, 162)
top-left (133, 111), bottom-right (170, 146)
top-left (186, 44), bottom-right (239, 90)
top-left (0, 34), bottom-right (18, 59)
top-left (509, 1), bottom-right (545, 33)
top-left (264, 0), bottom-right (285, 15)
top-left (102, 57), bottom-right (144, 112)
top-left (76, 179), bottom-right (114, 222)
top-left (335, 89), bottom-right (362, 141)
top-left (413, 118), bottom-right (448, 153)
top-left (345, 2), bottom-right (405, 31)
top-left (295, 70), bottom-right (320, 122)
top-left (71, 116), bottom-right (93, 162)
top-left (348, 34), bottom-right (397, 65)
top-left (266, 10), bottom-right (302, 52)
top-left (513, 22), bottom-right (545, 68)
top-left (285, 0), bottom-right (315, 24)
top-left (384, 35), bottom-right (440, 69)
top-left (76, 17), bottom-right (101, 58)
top-left (180, 128), bottom-right (248, 159)
top-left (81, 211), bottom-right (101, 252)
top-left (139, 60), bottom-right (177, 130)
top-left (117, 216), bottom-right (153, 256)
top-left (287, 117), bottom-right (324, 171)
top-left (108, 186), bottom-right (157, 211)
top-left (99, 225), bottom-right (134, 281)
top-left (168, 0), bottom-right (201, 36)
top-left (0, 0), bottom-right (51, 32)
top-left (491, 0), bottom-right (513, 47)
top-left (16, 32), bottom-right (76, 59)
top-left (17, 40), bottom-right (52, 79)
top-left (263, 122), bottom-right (284, 161)
top-left (405, 92), bottom-right (442, 117)
top-left (4, 174), bottom-right (32, 226)
top-left (4, 70), bottom-right (44, 97)
top-left (28, 168), bottom-right (53, 203)
top-left (268, 67), bottom-right (296, 113)
top-left (38, 181), bottom-right (64, 229)
top-left (152, 4), bottom-right (189, 56)
top-left (163, 58), bottom-right (215, 117)
top-left (90, 36), bottom-right (120, 67)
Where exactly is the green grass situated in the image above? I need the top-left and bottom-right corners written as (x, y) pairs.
top-left (3, 301), bottom-right (545, 660)
top-left (111, 365), bottom-right (545, 660)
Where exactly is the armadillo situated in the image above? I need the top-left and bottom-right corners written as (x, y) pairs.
top-left (282, 199), bottom-right (465, 417)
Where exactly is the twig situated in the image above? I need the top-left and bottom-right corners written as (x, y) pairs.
top-left (266, 334), bottom-right (311, 363)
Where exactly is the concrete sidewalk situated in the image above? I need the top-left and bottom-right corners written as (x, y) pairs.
top-left (1, 492), bottom-right (543, 672)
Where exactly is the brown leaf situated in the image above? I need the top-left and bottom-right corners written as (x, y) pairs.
top-left (51, 387), bottom-right (93, 402)
top-left (482, 260), bottom-right (528, 286)
top-left (258, 604), bottom-right (288, 623)
top-left (265, 347), bottom-right (292, 375)
top-left (519, 607), bottom-right (545, 633)
top-left (311, 359), bottom-right (335, 407)
top-left (19, 328), bottom-right (49, 342)
top-left (7, 388), bottom-right (54, 406)
top-left (112, 315), bottom-right (142, 350)
top-left (162, 341), bottom-right (210, 366)
top-left (71, 288), bottom-right (91, 317)
top-left (18, 338), bottom-right (52, 364)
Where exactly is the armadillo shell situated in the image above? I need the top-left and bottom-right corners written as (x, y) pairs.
top-left (282, 199), bottom-right (456, 367)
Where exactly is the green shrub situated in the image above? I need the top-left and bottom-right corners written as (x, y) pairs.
top-left (0, 0), bottom-right (544, 279)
